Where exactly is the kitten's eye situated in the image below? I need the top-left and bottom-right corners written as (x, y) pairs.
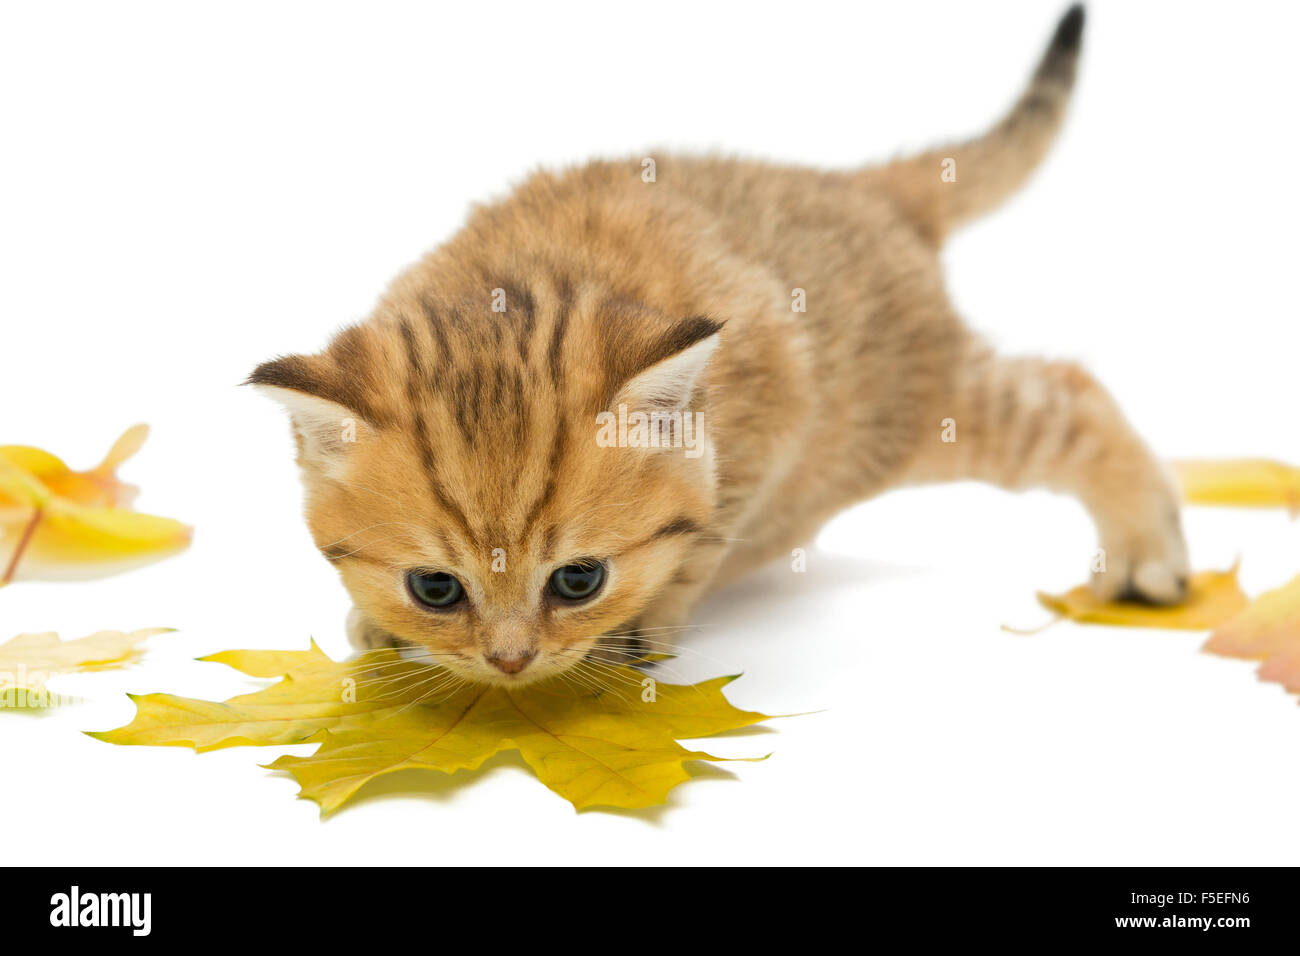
top-left (407, 570), bottom-right (464, 608)
top-left (549, 561), bottom-right (606, 602)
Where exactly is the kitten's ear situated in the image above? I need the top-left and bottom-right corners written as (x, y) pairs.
top-left (247, 355), bottom-right (371, 475)
top-left (614, 317), bottom-right (723, 412)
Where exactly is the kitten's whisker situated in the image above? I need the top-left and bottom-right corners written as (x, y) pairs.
top-left (579, 658), bottom-right (716, 704)
top-left (564, 661), bottom-right (627, 697)
top-left (345, 659), bottom-right (458, 684)
top-left (316, 520), bottom-right (427, 550)
top-left (358, 662), bottom-right (463, 698)
top-left (388, 671), bottom-right (469, 710)
top-left (568, 664), bottom-right (638, 703)
top-left (593, 636), bottom-right (728, 668)
top-left (395, 675), bottom-right (470, 714)
top-left (345, 650), bottom-right (464, 670)
top-left (351, 667), bottom-right (446, 691)
top-left (581, 652), bottom-right (702, 685)
top-left (572, 663), bottom-right (644, 689)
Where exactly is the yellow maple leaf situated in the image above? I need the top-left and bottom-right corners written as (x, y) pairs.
top-left (196, 646), bottom-right (317, 678)
top-left (0, 425), bottom-right (192, 584)
top-left (0, 628), bottom-right (171, 708)
top-left (91, 643), bottom-right (775, 813)
top-left (1037, 567), bottom-right (1249, 630)
top-left (1172, 459), bottom-right (1300, 517)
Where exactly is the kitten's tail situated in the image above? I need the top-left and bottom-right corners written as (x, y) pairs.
top-left (871, 4), bottom-right (1085, 244)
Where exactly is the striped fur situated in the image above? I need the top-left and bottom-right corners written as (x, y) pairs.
top-left (251, 6), bottom-right (1188, 685)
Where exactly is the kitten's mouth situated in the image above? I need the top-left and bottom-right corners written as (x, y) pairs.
top-left (466, 656), bottom-right (564, 688)
top-left (476, 640), bottom-right (653, 688)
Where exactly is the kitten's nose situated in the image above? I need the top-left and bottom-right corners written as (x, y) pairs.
top-left (486, 650), bottom-right (536, 675)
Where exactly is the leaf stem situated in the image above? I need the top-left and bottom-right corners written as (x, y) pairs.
top-left (1, 506), bottom-right (43, 586)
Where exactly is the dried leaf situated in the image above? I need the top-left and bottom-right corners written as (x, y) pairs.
top-left (0, 628), bottom-right (171, 707)
top-left (0, 426), bottom-right (192, 584)
top-left (1257, 651), bottom-right (1300, 695)
top-left (1204, 573), bottom-right (1300, 659)
top-left (1172, 459), bottom-right (1300, 517)
top-left (1037, 567), bottom-right (1249, 630)
top-left (92, 644), bottom-right (775, 813)
top-left (1204, 574), bottom-right (1300, 696)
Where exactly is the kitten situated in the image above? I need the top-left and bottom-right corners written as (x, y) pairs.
top-left (251, 5), bottom-right (1188, 685)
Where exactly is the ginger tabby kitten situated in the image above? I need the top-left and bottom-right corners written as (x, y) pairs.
top-left (251, 6), bottom-right (1189, 685)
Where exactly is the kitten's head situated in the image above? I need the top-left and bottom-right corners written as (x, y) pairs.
top-left (250, 287), bottom-right (720, 686)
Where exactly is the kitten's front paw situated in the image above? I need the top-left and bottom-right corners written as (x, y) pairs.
top-left (1090, 495), bottom-right (1190, 606)
top-left (346, 606), bottom-right (400, 650)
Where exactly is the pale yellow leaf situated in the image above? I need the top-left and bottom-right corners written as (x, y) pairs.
top-left (0, 628), bottom-right (171, 707)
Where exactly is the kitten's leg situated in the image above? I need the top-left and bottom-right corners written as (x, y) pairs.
top-left (903, 338), bottom-right (1189, 603)
top-left (346, 606), bottom-right (400, 650)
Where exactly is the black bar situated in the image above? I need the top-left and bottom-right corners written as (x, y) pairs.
top-left (5, 867), bottom-right (1292, 943)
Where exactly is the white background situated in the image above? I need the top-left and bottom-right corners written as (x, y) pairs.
top-left (2, 0), bottom-right (1297, 865)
